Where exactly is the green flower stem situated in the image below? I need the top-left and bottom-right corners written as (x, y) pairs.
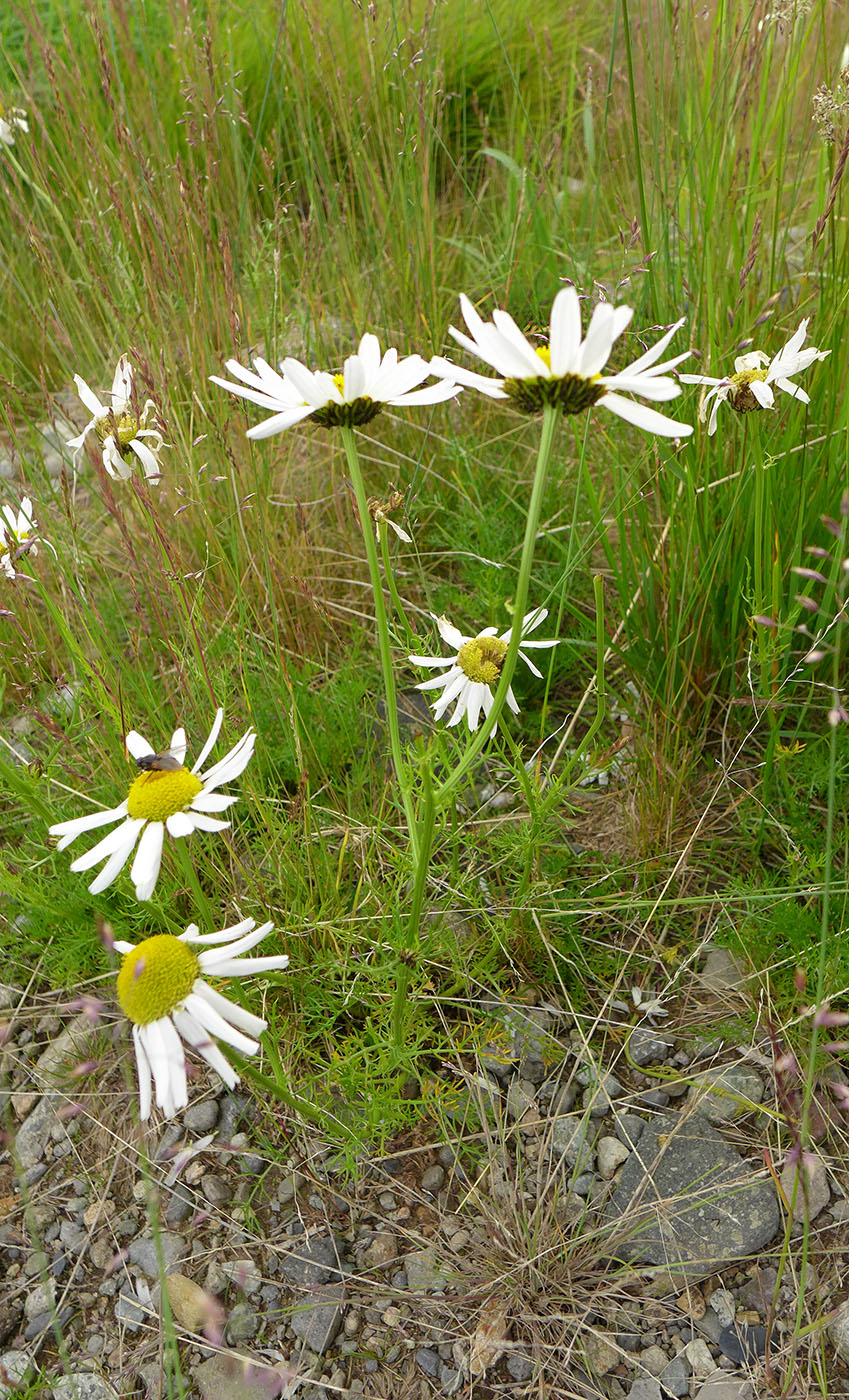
top-left (378, 521), bottom-right (416, 650)
top-left (341, 427), bottom-right (419, 859)
top-left (750, 424), bottom-right (779, 806)
top-left (173, 835), bottom-right (215, 929)
top-left (432, 403), bottom-right (559, 807)
top-left (391, 764), bottom-right (436, 1051)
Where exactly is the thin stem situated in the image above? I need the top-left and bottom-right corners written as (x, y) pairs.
top-left (621, 0), bottom-right (657, 319)
top-left (432, 404), bottom-right (559, 806)
top-left (341, 427), bottom-right (419, 858)
top-left (391, 765), bottom-right (436, 1050)
top-left (378, 522), bottom-right (416, 650)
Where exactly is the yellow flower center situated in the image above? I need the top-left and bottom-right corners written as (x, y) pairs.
top-left (126, 766), bottom-right (203, 821)
top-left (536, 345), bottom-right (552, 368)
top-left (457, 635), bottom-right (508, 685)
top-left (117, 935), bottom-right (199, 1025)
top-left (95, 411), bottom-right (139, 450)
top-left (728, 367), bottom-right (769, 414)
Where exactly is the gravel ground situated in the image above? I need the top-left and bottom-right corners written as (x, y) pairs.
top-left (1, 953), bottom-right (848, 1399)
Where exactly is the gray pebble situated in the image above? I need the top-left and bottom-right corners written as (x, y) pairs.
top-left (201, 1176), bottom-right (231, 1207)
top-left (225, 1300), bottom-right (260, 1343)
top-left (709, 1289), bottom-right (736, 1327)
top-left (439, 1364), bottom-right (463, 1394)
top-left (165, 1187), bottom-right (194, 1225)
top-left (184, 1100), bottom-right (219, 1133)
top-left (421, 1165), bottom-right (445, 1193)
top-left (628, 1026), bottom-right (673, 1067)
top-left (128, 1232), bottom-right (185, 1277)
top-left (507, 1353), bottom-right (533, 1382)
top-left (718, 1322), bottom-right (766, 1364)
top-left (51, 1374), bottom-right (115, 1400)
top-left (659, 1353), bottom-right (690, 1397)
top-left (416, 1348), bottom-right (440, 1377)
top-left (217, 1094), bottom-right (250, 1141)
top-left (115, 1289), bottom-right (146, 1331)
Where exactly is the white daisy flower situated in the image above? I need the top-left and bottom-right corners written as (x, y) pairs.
top-left (0, 104), bottom-right (28, 147)
top-left (67, 355), bottom-right (164, 480)
top-left (210, 332), bottom-right (460, 438)
top-left (679, 319), bottom-right (830, 435)
top-left (429, 289), bottom-right (692, 438)
top-left (48, 708), bottom-right (255, 901)
top-left (410, 608), bottom-right (557, 731)
top-left (1, 495), bottom-right (56, 579)
top-left (114, 917), bottom-right (289, 1120)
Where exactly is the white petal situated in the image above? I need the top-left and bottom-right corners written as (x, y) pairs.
top-left (132, 1024), bottom-right (153, 1121)
top-left (73, 376), bottom-right (106, 418)
top-left (774, 377), bottom-right (810, 403)
top-left (169, 728), bottom-right (188, 764)
top-left (428, 358), bottom-right (507, 398)
top-left (166, 811), bottom-right (196, 837)
top-left (678, 373), bottom-right (724, 386)
top-left (191, 709), bottom-right (224, 773)
top-left (170, 1008), bottom-right (239, 1088)
top-left (190, 978), bottom-right (269, 1035)
top-left (436, 616), bottom-right (467, 650)
top-left (600, 393), bottom-right (692, 437)
top-left (125, 731), bottom-right (154, 761)
top-left (490, 310), bottom-right (549, 377)
top-left (416, 669), bottom-right (457, 692)
top-left (199, 729), bottom-right (256, 789)
top-left (620, 318), bottom-right (687, 378)
top-left (181, 917), bottom-right (256, 946)
top-left (749, 379), bottom-right (774, 409)
top-left (186, 813), bottom-right (231, 832)
top-left (87, 819), bottom-right (146, 894)
top-left (111, 356), bottom-right (133, 405)
top-left (128, 438), bottom-right (162, 481)
top-left (579, 303), bottom-right (633, 378)
top-left (182, 991), bottom-right (261, 1054)
top-left (189, 791), bottom-right (238, 813)
top-left (280, 358), bottom-right (335, 408)
top-left (70, 816), bottom-right (143, 873)
top-left (131, 821), bottom-right (165, 901)
top-left (50, 800), bottom-right (129, 847)
top-left (141, 1018), bottom-right (187, 1118)
top-left (549, 287), bottom-right (583, 375)
top-left (387, 380), bottom-right (460, 405)
top-left (198, 920), bottom-right (276, 963)
top-left (408, 654), bottom-right (452, 669)
top-left (245, 405), bottom-right (316, 437)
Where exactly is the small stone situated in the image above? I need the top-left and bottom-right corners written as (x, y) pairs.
top-left (14, 1096), bottom-right (60, 1170)
top-left (164, 1272), bottom-right (214, 1332)
top-left (115, 1287), bottom-right (146, 1331)
top-left (365, 1232), bottom-right (397, 1269)
top-left (684, 1339), bottom-right (716, 1376)
top-left (289, 1283), bottom-right (345, 1353)
top-left (550, 1115), bottom-right (596, 1173)
top-left (226, 1300), bottom-right (260, 1343)
top-left (614, 1114), bottom-right (646, 1148)
top-left (659, 1352), bottom-right (690, 1397)
top-left (708, 1289), bottom-right (736, 1327)
top-left (59, 1221), bottom-right (86, 1252)
top-left (506, 1079), bottom-right (537, 1123)
top-left (184, 1100), bottom-right (219, 1132)
top-left (625, 1382), bottom-right (662, 1400)
top-left (628, 1026), bottom-right (673, 1067)
top-left (582, 1071), bottom-right (625, 1116)
top-left (165, 1186), bottom-right (194, 1225)
top-left (51, 1375), bottom-right (115, 1400)
top-left (687, 1066), bottom-right (764, 1124)
top-left (221, 1257), bottom-right (262, 1295)
top-left (24, 1281), bottom-right (54, 1321)
top-left (201, 1175), bottom-right (231, 1206)
top-left (193, 1352), bottom-right (289, 1400)
top-left (279, 1235), bottom-right (341, 1286)
top-left (378, 1190), bottom-right (397, 1209)
top-left (128, 1232), bottom-right (185, 1277)
top-left (404, 1247), bottom-right (447, 1293)
top-left (420, 1165), bottom-right (445, 1193)
top-left (717, 1323), bottom-right (766, 1365)
top-left (780, 1154), bottom-right (830, 1222)
top-left (675, 1285), bottom-right (706, 1320)
top-left (697, 946), bottom-right (746, 995)
top-left (585, 1333), bottom-right (618, 1374)
top-left (507, 1353), bottom-right (533, 1382)
top-left (343, 1309), bottom-right (361, 1337)
top-left (597, 1136), bottom-right (630, 1180)
top-left (439, 1364), bottom-right (463, 1394)
top-left (691, 1373), bottom-right (753, 1400)
top-left (276, 1172), bottom-right (303, 1203)
top-left (572, 1172), bottom-right (594, 1196)
top-left (381, 1305), bottom-right (402, 1327)
top-left (637, 1088), bottom-right (669, 1109)
top-left (639, 1344), bottom-right (669, 1376)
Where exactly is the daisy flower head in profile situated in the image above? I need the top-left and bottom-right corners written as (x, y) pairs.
top-left (114, 916), bottom-right (289, 1120)
top-left (49, 708), bottom-right (255, 901)
top-left (410, 608), bottom-right (557, 732)
top-left (679, 319), bottom-right (830, 435)
top-left (67, 355), bottom-right (164, 480)
top-left (1, 496), bottom-right (56, 579)
top-left (429, 288), bottom-right (692, 438)
top-left (0, 102), bottom-right (28, 147)
top-left (210, 332), bottom-right (460, 439)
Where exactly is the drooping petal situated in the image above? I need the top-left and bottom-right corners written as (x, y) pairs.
top-left (182, 991), bottom-right (261, 1055)
top-left (199, 729), bottom-right (256, 789)
top-left (132, 1024), bottom-right (153, 1121)
top-left (170, 1008), bottom-right (239, 1089)
top-left (73, 376), bottom-right (106, 418)
top-left (600, 393), bottom-right (692, 437)
top-left (85, 819), bottom-right (146, 894)
top-left (190, 979), bottom-right (269, 1036)
top-left (166, 811), bottom-right (196, 838)
top-left (198, 921), bottom-right (276, 964)
top-left (191, 708), bottom-right (224, 774)
top-left (70, 817), bottom-right (141, 871)
top-left (131, 820), bottom-right (165, 901)
top-left (49, 800), bottom-right (130, 850)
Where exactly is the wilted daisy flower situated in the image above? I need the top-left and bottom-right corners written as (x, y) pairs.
top-left (115, 917), bottom-right (289, 1119)
top-left (0, 103), bottom-right (28, 147)
top-left (211, 332), bottom-right (459, 438)
top-left (429, 289), bottom-right (692, 437)
top-left (67, 355), bottom-right (164, 480)
top-left (368, 489), bottom-right (412, 544)
top-left (679, 319), bottom-right (830, 435)
top-left (48, 709), bottom-right (255, 901)
top-left (410, 608), bottom-right (556, 731)
top-left (1, 496), bottom-right (55, 579)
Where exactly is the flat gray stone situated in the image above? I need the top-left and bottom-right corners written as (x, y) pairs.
top-left (829, 1296), bottom-right (849, 1361)
top-left (14, 1095), bottom-right (60, 1169)
top-left (626, 1381), bottom-right (662, 1400)
top-left (289, 1283), bottom-right (344, 1353)
top-left (687, 1066), bottom-right (764, 1124)
top-left (604, 1113), bottom-right (780, 1278)
top-left (0, 1351), bottom-right (31, 1398)
top-left (128, 1232), bottom-right (185, 1277)
top-left (780, 1154), bottom-right (830, 1222)
top-left (697, 947), bottom-right (747, 995)
top-left (628, 1026), bottom-right (673, 1066)
top-left (404, 1246), bottom-right (448, 1293)
top-left (193, 1353), bottom-right (291, 1400)
top-left (279, 1234), bottom-right (341, 1286)
top-left (550, 1115), bottom-right (596, 1173)
top-left (659, 1352), bottom-right (690, 1397)
top-left (52, 1374), bottom-right (116, 1399)
top-left (692, 1374), bottom-right (753, 1400)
